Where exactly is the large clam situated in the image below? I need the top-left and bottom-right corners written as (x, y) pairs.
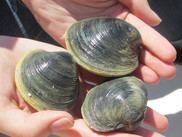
top-left (15, 49), bottom-right (79, 111)
top-left (65, 17), bottom-right (141, 77)
top-left (81, 76), bottom-right (148, 132)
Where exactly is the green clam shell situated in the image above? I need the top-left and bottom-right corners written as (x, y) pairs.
top-left (66, 17), bottom-right (141, 77)
top-left (15, 49), bottom-right (79, 111)
top-left (81, 76), bottom-right (147, 132)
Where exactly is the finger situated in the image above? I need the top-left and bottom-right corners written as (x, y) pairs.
top-left (131, 127), bottom-right (165, 137)
top-left (125, 13), bottom-right (177, 63)
top-left (140, 48), bottom-right (176, 79)
top-left (143, 107), bottom-right (169, 132)
top-left (119, 0), bottom-right (161, 26)
top-left (56, 119), bottom-right (164, 137)
top-left (0, 109), bottom-right (74, 137)
top-left (132, 64), bottom-right (160, 84)
top-left (55, 119), bottom-right (140, 137)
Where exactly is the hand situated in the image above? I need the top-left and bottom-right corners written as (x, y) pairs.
top-left (0, 36), bottom-right (168, 137)
top-left (22, 0), bottom-right (177, 84)
top-left (0, 36), bottom-right (74, 137)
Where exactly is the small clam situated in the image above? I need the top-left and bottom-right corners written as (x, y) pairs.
top-left (15, 49), bottom-right (79, 111)
top-left (66, 17), bottom-right (141, 77)
top-left (81, 76), bottom-right (148, 132)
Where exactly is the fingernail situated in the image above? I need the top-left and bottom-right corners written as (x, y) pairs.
top-left (152, 10), bottom-right (162, 24)
top-left (50, 118), bottom-right (73, 131)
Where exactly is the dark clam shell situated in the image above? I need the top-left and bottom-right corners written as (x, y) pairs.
top-left (15, 49), bottom-right (79, 111)
top-left (81, 76), bottom-right (148, 132)
top-left (66, 17), bottom-right (141, 76)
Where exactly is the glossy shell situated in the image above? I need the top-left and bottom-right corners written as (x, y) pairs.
top-left (66, 17), bottom-right (141, 77)
top-left (15, 49), bottom-right (79, 111)
top-left (81, 76), bottom-right (147, 132)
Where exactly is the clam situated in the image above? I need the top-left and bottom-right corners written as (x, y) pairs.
top-left (15, 49), bottom-right (79, 111)
top-left (81, 76), bottom-right (148, 132)
top-left (15, 17), bottom-right (147, 133)
top-left (65, 17), bottom-right (141, 77)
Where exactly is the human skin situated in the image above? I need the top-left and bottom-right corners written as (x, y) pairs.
top-left (22, 0), bottom-right (177, 84)
top-left (0, 36), bottom-right (168, 137)
top-left (0, 0), bottom-right (176, 136)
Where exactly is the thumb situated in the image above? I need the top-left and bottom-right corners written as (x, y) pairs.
top-left (0, 109), bottom-right (74, 137)
top-left (119, 0), bottom-right (162, 26)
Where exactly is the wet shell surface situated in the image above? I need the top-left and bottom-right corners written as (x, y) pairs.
top-left (81, 76), bottom-right (148, 132)
top-left (15, 49), bottom-right (79, 111)
top-left (66, 17), bottom-right (141, 77)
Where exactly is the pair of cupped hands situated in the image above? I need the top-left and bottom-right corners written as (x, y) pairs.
top-left (0, 0), bottom-right (177, 137)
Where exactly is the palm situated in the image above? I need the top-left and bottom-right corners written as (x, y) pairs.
top-left (0, 37), bottom-right (168, 137)
top-left (30, 0), bottom-right (127, 46)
